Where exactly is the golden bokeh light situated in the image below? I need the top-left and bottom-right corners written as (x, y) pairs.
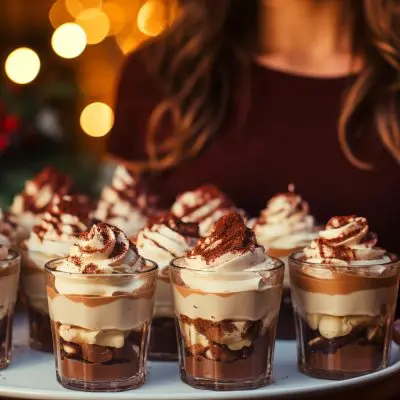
top-left (137, 0), bottom-right (167, 37)
top-left (103, 2), bottom-right (126, 36)
top-left (115, 31), bottom-right (146, 55)
top-left (5, 48), bottom-right (41, 85)
top-left (76, 8), bottom-right (110, 44)
top-left (65, 0), bottom-right (84, 18)
top-left (49, 0), bottom-right (73, 28)
top-left (51, 23), bottom-right (87, 59)
top-left (80, 103), bottom-right (114, 137)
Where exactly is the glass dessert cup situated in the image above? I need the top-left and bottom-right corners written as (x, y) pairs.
top-left (289, 252), bottom-right (400, 380)
top-left (0, 250), bottom-right (21, 370)
top-left (21, 242), bottom-right (54, 352)
top-left (267, 246), bottom-right (303, 340)
top-left (148, 266), bottom-right (177, 361)
top-left (45, 258), bottom-right (158, 392)
top-left (170, 257), bottom-right (284, 391)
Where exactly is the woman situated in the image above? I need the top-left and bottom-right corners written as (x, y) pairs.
top-left (108, 0), bottom-right (400, 322)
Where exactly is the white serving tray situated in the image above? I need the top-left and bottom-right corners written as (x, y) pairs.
top-left (0, 315), bottom-right (399, 399)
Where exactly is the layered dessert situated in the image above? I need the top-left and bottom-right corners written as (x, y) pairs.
top-left (171, 184), bottom-right (246, 237)
top-left (21, 194), bottom-right (90, 352)
top-left (92, 165), bottom-right (153, 240)
top-left (45, 223), bottom-right (157, 392)
top-left (0, 246), bottom-right (21, 369)
top-left (9, 166), bottom-right (73, 231)
top-left (252, 187), bottom-right (317, 339)
top-left (170, 213), bottom-right (284, 390)
top-left (289, 215), bottom-right (400, 379)
top-left (136, 213), bottom-right (199, 360)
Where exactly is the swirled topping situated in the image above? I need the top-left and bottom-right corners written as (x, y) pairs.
top-left (92, 165), bottom-right (152, 239)
top-left (171, 184), bottom-right (246, 236)
top-left (25, 195), bottom-right (91, 255)
top-left (304, 215), bottom-right (386, 266)
top-left (253, 186), bottom-right (316, 249)
top-left (137, 214), bottom-right (199, 269)
top-left (176, 213), bottom-right (276, 293)
top-left (185, 213), bottom-right (273, 271)
top-left (9, 166), bottom-right (73, 229)
top-left (55, 223), bottom-right (145, 274)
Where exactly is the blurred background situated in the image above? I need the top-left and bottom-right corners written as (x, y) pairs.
top-left (0, 0), bottom-right (178, 206)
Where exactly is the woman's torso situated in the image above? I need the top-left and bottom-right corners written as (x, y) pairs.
top-left (108, 53), bottom-right (400, 253)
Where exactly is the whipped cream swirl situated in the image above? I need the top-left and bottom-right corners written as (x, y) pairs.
top-left (304, 215), bottom-right (386, 266)
top-left (10, 166), bottom-right (73, 230)
top-left (171, 184), bottom-right (246, 237)
top-left (177, 213), bottom-right (275, 292)
top-left (93, 165), bottom-right (151, 239)
top-left (25, 195), bottom-right (90, 256)
top-left (137, 214), bottom-right (199, 269)
top-left (253, 188), bottom-right (316, 249)
top-left (56, 223), bottom-right (145, 274)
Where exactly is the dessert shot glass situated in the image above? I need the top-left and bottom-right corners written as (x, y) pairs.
top-left (45, 258), bottom-right (158, 392)
top-left (21, 243), bottom-right (54, 352)
top-left (148, 266), bottom-right (177, 361)
top-left (289, 252), bottom-right (400, 380)
top-left (170, 257), bottom-right (284, 391)
top-left (0, 250), bottom-right (21, 369)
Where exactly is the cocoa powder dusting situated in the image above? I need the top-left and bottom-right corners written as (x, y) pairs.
top-left (189, 213), bottom-right (256, 262)
top-left (151, 213), bottom-right (199, 238)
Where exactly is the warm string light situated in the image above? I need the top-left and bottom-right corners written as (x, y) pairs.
top-left (51, 23), bottom-right (87, 59)
top-left (80, 102), bottom-right (114, 137)
top-left (137, 0), bottom-right (168, 37)
top-left (76, 8), bottom-right (110, 44)
top-left (5, 48), bottom-right (41, 85)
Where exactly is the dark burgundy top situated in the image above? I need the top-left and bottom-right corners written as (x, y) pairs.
top-left (108, 51), bottom-right (400, 254)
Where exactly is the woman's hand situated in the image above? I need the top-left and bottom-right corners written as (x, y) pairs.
top-left (393, 320), bottom-right (400, 345)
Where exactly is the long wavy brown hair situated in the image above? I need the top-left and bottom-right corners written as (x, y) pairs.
top-left (136, 0), bottom-right (400, 172)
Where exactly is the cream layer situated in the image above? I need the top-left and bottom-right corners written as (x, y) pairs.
top-left (172, 285), bottom-right (282, 321)
top-left (48, 295), bottom-right (155, 331)
top-left (291, 286), bottom-right (398, 317)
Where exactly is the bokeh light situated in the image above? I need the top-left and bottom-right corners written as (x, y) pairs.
top-left (49, 0), bottom-right (73, 28)
top-left (65, 0), bottom-right (84, 18)
top-left (103, 2), bottom-right (126, 36)
top-left (80, 102), bottom-right (114, 137)
top-left (76, 8), bottom-right (110, 44)
top-left (5, 48), bottom-right (41, 85)
top-left (137, 0), bottom-right (167, 37)
top-left (51, 23), bottom-right (87, 59)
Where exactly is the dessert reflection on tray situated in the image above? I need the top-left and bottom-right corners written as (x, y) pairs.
top-left (0, 165), bottom-right (399, 393)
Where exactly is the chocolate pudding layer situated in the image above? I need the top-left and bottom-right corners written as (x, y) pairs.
top-left (171, 213), bottom-right (284, 390)
top-left (137, 214), bottom-right (199, 360)
top-left (290, 215), bottom-right (400, 380)
top-left (46, 224), bottom-right (157, 392)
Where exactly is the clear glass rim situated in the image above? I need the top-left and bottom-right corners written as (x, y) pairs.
top-left (170, 255), bottom-right (285, 274)
top-left (44, 257), bottom-right (158, 277)
top-left (289, 251), bottom-right (399, 269)
top-left (0, 249), bottom-right (20, 266)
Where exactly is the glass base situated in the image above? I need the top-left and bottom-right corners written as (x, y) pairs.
top-left (56, 372), bottom-right (145, 392)
top-left (0, 358), bottom-right (11, 370)
top-left (180, 369), bottom-right (271, 391)
top-left (298, 363), bottom-right (384, 380)
top-left (148, 352), bottom-right (178, 361)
